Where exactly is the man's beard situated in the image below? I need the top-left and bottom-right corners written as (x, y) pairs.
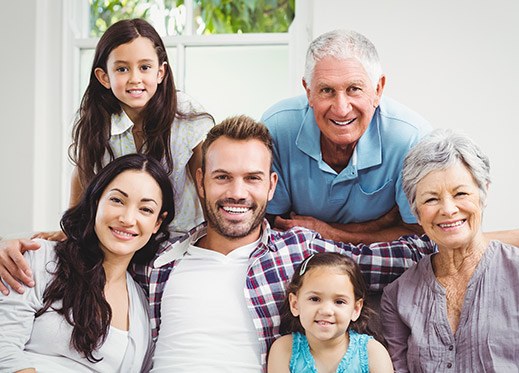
top-left (203, 196), bottom-right (266, 240)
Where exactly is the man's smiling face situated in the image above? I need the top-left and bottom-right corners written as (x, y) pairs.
top-left (304, 56), bottom-right (384, 150)
top-left (197, 136), bottom-right (277, 242)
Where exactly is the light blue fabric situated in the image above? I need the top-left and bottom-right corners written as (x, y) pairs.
top-left (261, 95), bottom-right (431, 224)
top-left (289, 330), bottom-right (372, 373)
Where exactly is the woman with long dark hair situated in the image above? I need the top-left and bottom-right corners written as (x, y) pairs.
top-left (0, 154), bottom-right (174, 372)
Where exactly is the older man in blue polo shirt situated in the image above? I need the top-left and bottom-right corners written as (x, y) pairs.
top-left (262, 30), bottom-right (431, 244)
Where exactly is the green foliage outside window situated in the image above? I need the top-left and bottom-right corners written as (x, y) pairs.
top-left (89, 0), bottom-right (295, 37)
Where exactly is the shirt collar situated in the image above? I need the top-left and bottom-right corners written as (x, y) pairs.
top-left (355, 107), bottom-right (382, 170)
top-left (295, 100), bottom-right (383, 171)
top-left (295, 106), bottom-right (321, 162)
top-left (111, 110), bottom-right (134, 136)
top-left (153, 220), bottom-right (272, 268)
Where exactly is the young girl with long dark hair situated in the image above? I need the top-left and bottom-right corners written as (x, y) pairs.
top-left (36, 18), bottom-right (213, 241)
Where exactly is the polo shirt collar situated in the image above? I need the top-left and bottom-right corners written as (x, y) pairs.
top-left (111, 110), bottom-right (134, 136)
top-left (355, 107), bottom-right (382, 170)
top-left (295, 107), bottom-right (321, 162)
top-left (295, 105), bottom-right (382, 171)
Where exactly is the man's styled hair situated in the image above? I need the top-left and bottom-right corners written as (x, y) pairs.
top-left (201, 115), bottom-right (274, 172)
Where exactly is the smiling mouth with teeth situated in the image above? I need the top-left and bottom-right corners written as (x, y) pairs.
top-left (316, 320), bottom-right (333, 325)
top-left (222, 206), bottom-right (250, 214)
top-left (331, 118), bottom-right (355, 126)
top-left (438, 220), bottom-right (466, 228)
top-left (111, 228), bottom-right (138, 237)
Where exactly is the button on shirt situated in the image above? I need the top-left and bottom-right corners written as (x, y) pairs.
top-left (261, 95), bottom-right (431, 224)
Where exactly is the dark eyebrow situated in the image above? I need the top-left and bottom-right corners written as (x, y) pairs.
top-left (248, 171), bottom-right (266, 176)
top-left (109, 188), bottom-right (158, 205)
top-left (141, 198), bottom-right (158, 206)
top-left (110, 188), bottom-right (128, 197)
top-left (112, 58), bottom-right (155, 65)
top-left (210, 169), bottom-right (266, 177)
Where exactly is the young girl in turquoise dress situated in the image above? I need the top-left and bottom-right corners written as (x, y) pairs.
top-left (268, 252), bottom-right (393, 373)
top-left (35, 18), bottom-right (213, 241)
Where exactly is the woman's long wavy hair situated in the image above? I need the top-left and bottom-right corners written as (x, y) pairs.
top-left (35, 154), bottom-right (174, 363)
top-left (279, 252), bottom-right (384, 343)
top-left (70, 18), bottom-right (213, 188)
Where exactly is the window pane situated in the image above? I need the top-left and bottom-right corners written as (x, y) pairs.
top-left (89, 1), bottom-right (188, 37)
top-left (89, 0), bottom-right (294, 36)
top-left (194, 0), bottom-right (295, 34)
top-left (184, 45), bottom-right (290, 122)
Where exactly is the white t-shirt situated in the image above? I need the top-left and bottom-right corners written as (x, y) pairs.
top-left (151, 239), bottom-right (262, 372)
top-left (105, 91), bottom-right (214, 236)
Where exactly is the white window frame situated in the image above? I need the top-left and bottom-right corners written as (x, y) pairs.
top-left (74, 33), bottom-right (292, 91)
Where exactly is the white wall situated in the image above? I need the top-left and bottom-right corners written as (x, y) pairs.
top-left (0, 1), bottom-right (63, 238)
top-left (309, 0), bottom-right (519, 231)
top-left (0, 3), bottom-right (36, 237)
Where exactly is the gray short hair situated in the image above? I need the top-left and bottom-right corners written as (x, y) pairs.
top-left (303, 30), bottom-right (383, 89)
top-left (402, 129), bottom-right (491, 217)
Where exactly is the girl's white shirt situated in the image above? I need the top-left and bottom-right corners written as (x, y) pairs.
top-left (105, 91), bottom-right (214, 236)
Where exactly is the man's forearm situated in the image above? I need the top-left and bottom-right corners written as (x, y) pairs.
top-left (324, 223), bottom-right (423, 245)
top-left (335, 209), bottom-right (400, 234)
top-left (484, 229), bottom-right (519, 247)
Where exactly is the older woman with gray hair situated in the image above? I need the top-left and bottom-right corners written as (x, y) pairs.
top-left (380, 128), bottom-right (519, 372)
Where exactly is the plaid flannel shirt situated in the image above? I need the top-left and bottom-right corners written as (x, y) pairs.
top-left (130, 219), bottom-right (435, 369)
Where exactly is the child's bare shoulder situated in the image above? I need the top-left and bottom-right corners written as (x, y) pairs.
top-left (267, 334), bottom-right (294, 372)
top-left (270, 334), bottom-right (293, 353)
top-left (367, 339), bottom-right (394, 373)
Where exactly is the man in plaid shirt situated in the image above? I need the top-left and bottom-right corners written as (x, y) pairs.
top-left (130, 115), bottom-right (435, 371)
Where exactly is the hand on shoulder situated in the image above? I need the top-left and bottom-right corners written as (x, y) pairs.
top-left (0, 238), bottom-right (40, 295)
top-left (31, 230), bottom-right (67, 242)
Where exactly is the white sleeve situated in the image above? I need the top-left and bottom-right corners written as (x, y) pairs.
top-left (0, 240), bottom-right (56, 372)
top-left (172, 91), bottom-right (214, 155)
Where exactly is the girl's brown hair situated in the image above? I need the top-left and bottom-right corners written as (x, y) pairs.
top-left (279, 252), bottom-right (384, 343)
top-left (70, 18), bottom-right (213, 188)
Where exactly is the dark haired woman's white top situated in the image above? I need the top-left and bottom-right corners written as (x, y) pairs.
top-left (0, 239), bottom-right (152, 372)
top-left (381, 240), bottom-right (519, 372)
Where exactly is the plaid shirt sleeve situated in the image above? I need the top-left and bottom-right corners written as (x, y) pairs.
top-left (309, 233), bottom-right (436, 291)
